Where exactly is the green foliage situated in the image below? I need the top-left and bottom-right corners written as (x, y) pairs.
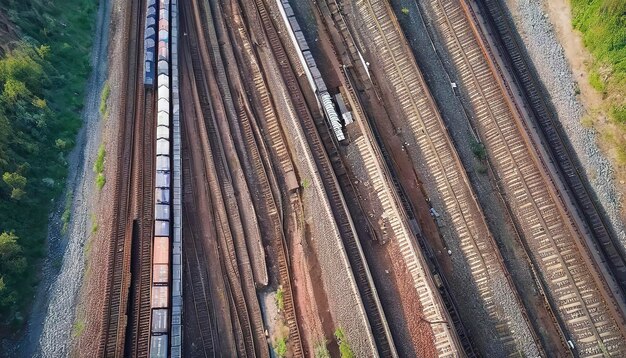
top-left (610, 105), bottom-right (626, 124)
top-left (0, 0), bottom-right (98, 329)
top-left (61, 192), bottom-right (73, 233)
top-left (71, 318), bottom-right (85, 338)
top-left (470, 137), bottom-right (487, 161)
top-left (273, 336), bottom-right (288, 358)
top-left (99, 81), bottom-right (110, 116)
top-left (334, 328), bottom-right (354, 358)
top-left (588, 70), bottom-right (606, 92)
top-left (91, 219), bottom-right (98, 234)
top-left (301, 177), bottom-right (311, 189)
top-left (571, 0), bottom-right (626, 162)
top-left (93, 144), bottom-right (106, 174)
top-left (96, 173), bottom-right (106, 190)
top-left (401, 7), bottom-right (410, 15)
top-left (94, 144), bottom-right (106, 190)
top-left (0, 232), bottom-right (26, 322)
top-left (314, 340), bottom-right (330, 358)
top-left (275, 286), bottom-right (285, 311)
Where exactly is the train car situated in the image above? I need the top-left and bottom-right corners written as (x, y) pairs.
top-left (150, 0), bottom-right (172, 356)
top-left (144, 0), bottom-right (158, 86)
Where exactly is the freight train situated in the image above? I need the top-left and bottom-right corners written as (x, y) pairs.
top-left (278, 0), bottom-right (347, 142)
top-left (144, 0), bottom-right (182, 356)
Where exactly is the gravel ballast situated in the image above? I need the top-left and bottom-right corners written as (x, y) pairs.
top-left (504, 0), bottom-right (626, 245)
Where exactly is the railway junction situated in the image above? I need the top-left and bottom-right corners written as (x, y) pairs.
top-left (94, 0), bottom-right (626, 356)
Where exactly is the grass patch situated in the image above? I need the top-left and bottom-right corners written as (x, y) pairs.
top-left (94, 144), bottom-right (106, 190)
top-left (61, 191), bottom-right (73, 233)
top-left (571, 0), bottom-right (626, 167)
top-left (273, 336), bottom-right (288, 358)
top-left (275, 286), bottom-right (285, 311)
top-left (72, 318), bottom-right (85, 338)
top-left (93, 144), bottom-right (106, 174)
top-left (300, 178), bottom-right (311, 190)
top-left (334, 328), bottom-right (354, 358)
top-left (99, 81), bottom-right (110, 116)
top-left (91, 220), bottom-right (98, 234)
top-left (588, 70), bottom-right (606, 93)
top-left (96, 173), bottom-right (106, 190)
top-left (314, 340), bottom-right (330, 358)
top-left (610, 105), bottom-right (626, 125)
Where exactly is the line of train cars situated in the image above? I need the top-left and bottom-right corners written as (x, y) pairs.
top-left (277, 0), bottom-right (348, 142)
top-left (144, 0), bottom-right (182, 356)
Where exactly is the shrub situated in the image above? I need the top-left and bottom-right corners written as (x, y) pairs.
top-left (470, 137), bottom-right (487, 160)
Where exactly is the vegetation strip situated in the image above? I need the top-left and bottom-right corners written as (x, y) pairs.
top-left (0, 0), bottom-right (97, 329)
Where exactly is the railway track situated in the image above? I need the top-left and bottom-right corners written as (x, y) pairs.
top-left (126, 86), bottom-right (155, 357)
top-left (428, 0), bottom-right (626, 355)
top-left (227, 0), bottom-right (297, 193)
top-left (476, 0), bottom-right (626, 296)
top-left (181, 154), bottom-right (218, 357)
top-left (186, 0), bottom-right (270, 356)
top-left (346, 0), bottom-right (542, 355)
top-left (199, 0), bottom-right (269, 288)
top-left (99, 0), bottom-right (142, 355)
top-left (180, 5), bottom-right (270, 353)
top-left (251, 0), bottom-right (396, 356)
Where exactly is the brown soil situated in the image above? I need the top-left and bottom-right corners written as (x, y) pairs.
top-left (288, 200), bottom-right (335, 357)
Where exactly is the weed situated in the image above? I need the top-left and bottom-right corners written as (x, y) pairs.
top-left (314, 340), bottom-right (330, 358)
top-left (61, 191), bottom-right (73, 233)
top-left (72, 319), bottom-right (85, 338)
top-left (273, 336), bottom-right (288, 358)
top-left (301, 178), bottom-right (311, 189)
top-left (93, 144), bottom-right (106, 174)
top-left (96, 173), bottom-right (106, 190)
top-left (334, 328), bottom-right (354, 358)
top-left (401, 7), bottom-right (409, 15)
top-left (275, 286), bottom-right (285, 311)
top-left (470, 137), bottom-right (487, 160)
top-left (99, 81), bottom-right (110, 116)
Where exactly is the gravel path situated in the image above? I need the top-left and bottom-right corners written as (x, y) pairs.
top-left (4, 0), bottom-right (111, 356)
top-left (504, 0), bottom-right (626, 246)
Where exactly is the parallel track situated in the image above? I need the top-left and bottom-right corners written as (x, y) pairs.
top-left (251, 0), bottom-right (394, 356)
top-left (477, 0), bottom-right (626, 295)
top-left (186, 0), bottom-right (270, 356)
top-left (181, 145), bottom-right (218, 356)
top-left (348, 0), bottom-right (540, 354)
top-left (429, 0), bottom-right (626, 354)
top-left (100, 0), bottom-right (141, 355)
top-left (181, 4), bottom-right (267, 353)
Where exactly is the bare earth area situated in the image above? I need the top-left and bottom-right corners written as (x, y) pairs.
top-left (505, 0), bottom-right (626, 246)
